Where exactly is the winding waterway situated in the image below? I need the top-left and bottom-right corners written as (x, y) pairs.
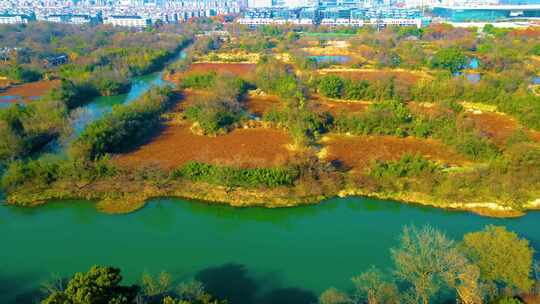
top-left (1, 197), bottom-right (539, 304)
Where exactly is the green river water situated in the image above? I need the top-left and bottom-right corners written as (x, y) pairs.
top-left (1, 197), bottom-right (539, 303)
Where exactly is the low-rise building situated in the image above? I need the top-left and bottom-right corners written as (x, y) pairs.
top-left (45, 14), bottom-right (92, 24)
top-left (44, 54), bottom-right (69, 67)
top-left (104, 15), bottom-right (150, 28)
top-left (238, 7), bottom-right (427, 27)
top-left (0, 14), bottom-right (31, 24)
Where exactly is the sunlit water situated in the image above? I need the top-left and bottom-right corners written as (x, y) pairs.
top-left (1, 197), bottom-right (539, 304)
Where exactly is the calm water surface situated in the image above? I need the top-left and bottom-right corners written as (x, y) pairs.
top-left (1, 197), bottom-right (539, 303)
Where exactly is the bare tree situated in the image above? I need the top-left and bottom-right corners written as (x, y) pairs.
top-left (352, 267), bottom-right (399, 304)
top-left (391, 225), bottom-right (481, 304)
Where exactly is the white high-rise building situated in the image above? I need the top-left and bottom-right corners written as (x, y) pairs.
top-left (248, 0), bottom-right (273, 7)
top-left (283, 0), bottom-right (315, 7)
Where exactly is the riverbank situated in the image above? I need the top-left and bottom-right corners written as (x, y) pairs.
top-left (3, 174), bottom-right (538, 218)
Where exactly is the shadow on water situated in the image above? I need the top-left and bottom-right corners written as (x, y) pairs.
top-left (195, 264), bottom-right (316, 304)
top-left (259, 287), bottom-right (317, 304)
top-left (0, 273), bottom-right (43, 304)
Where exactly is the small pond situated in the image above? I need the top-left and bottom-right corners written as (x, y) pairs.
top-left (310, 55), bottom-right (351, 64)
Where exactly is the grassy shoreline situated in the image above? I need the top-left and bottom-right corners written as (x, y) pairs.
top-left (4, 178), bottom-right (537, 218)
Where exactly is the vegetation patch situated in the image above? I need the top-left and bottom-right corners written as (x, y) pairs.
top-left (175, 161), bottom-right (297, 187)
top-left (0, 80), bottom-right (60, 103)
top-left (321, 134), bottom-right (468, 170)
top-left (114, 124), bottom-right (293, 170)
top-left (320, 68), bottom-right (427, 86)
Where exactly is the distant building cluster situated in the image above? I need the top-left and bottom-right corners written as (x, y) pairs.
top-left (0, 0), bottom-right (242, 27)
top-left (238, 7), bottom-right (425, 27)
top-left (1, 0), bottom-right (540, 28)
top-left (432, 4), bottom-right (540, 22)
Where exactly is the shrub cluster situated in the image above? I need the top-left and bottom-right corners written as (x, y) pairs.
top-left (317, 75), bottom-right (397, 102)
top-left (70, 87), bottom-right (174, 159)
top-left (370, 154), bottom-right (440, 179)
top-left (0, 101), bottom-right (67, 164)
top-left (175, 161), bottom-right (297, 187)
top-left (184, 74), bottom-right (248, 135)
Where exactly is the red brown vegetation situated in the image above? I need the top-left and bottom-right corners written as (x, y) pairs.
top-left (322, 134), bottom-right (468, 170)
top-left (464, 111), bottom-right (540, 146)
top-left (0, 79), bottom-right (60, 103)
top-left (310, 95), bottom-right (369, 116)
top-left (243, 94), bottom-right (282, 116)
top-left (114, 124), bottom-right (293, 170)
top-left (172, 89), bottom-right (212, 112)
top-left (165, 63), bottom-right (256, 83)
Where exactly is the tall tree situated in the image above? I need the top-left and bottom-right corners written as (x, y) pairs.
top-left (41, 265), bottom-right (139, 304)
top-left (352, 267), bottom-right (399, 304)
top-left (391, 225), bottom-right (475, 304)
top-left (462, 225), bottom-right (534, 292)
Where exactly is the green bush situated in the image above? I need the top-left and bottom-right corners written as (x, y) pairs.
top-left (318, 75), bottom-right (344, 99)
top-left (183, 75), bottom-right (247, 135)
top-left (185, 102), bottom-right (241, 134)
top-left (370, 154), bottom-right (440, 179)
top-left (71, 87), bottom-right (173, 159)
top-left (181, 72), bottom-right (217, 89)
top-left (334, 100), bottom-right (413, 137)
top-left (1, 155), bottom-right (115, 192)
top-left (175, 161), bottom-right (297, 187)
top-left (430, 47), bottom-right (467, 73)
top-left (0, 101), bottom-right (66, 164)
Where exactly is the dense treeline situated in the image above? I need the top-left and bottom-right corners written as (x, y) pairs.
top-left (40, 265), bottom-right (225, 304)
